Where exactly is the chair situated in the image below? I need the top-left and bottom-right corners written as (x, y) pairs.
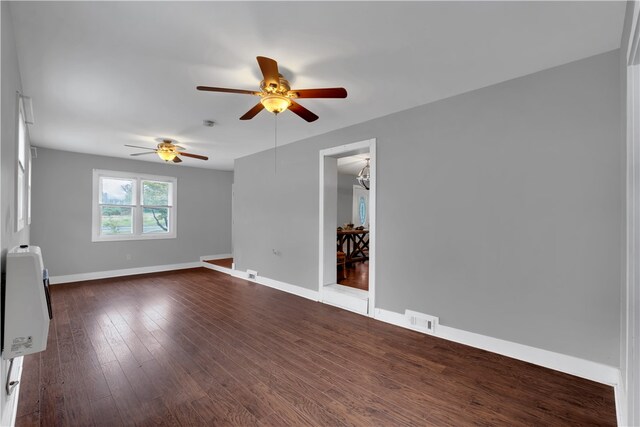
top-left (337, 251), bottom-right (347, 280)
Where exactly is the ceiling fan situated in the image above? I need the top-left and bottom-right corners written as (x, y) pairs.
top-left (197, 56), bottom-right (347, 122)
top-left (125, 139), bottom-right (208, 163)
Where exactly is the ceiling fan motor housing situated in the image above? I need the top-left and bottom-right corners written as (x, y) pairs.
top-left (260, 74), bottom-right (291, 95)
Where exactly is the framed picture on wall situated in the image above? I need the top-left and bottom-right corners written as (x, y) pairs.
top-left (352, 185), bottom-right (369, 228)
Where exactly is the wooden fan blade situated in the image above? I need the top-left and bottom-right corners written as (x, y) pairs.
top-left (196, 86), bottom-right (260, 96)
top-left (172, 156), bottom-right (183, 163)
top-left (288, 100), bottom-right (319, 122)
top-left (125, 144), bottom-right (156, 150)
top-left (240, 102), bottom-right (265, 120)
top-left (256, 56), bottom-right (280, 89)
top-left (130, 151), bottom-right (157, 156)
top-left (180, 152), bottom-right (209, 161)
top-left (289, 88), bottom-right (348, 99)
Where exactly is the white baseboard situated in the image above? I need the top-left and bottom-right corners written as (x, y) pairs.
top-left (615, 371), bottom-right (627, 427)
top-left (251, 274), bottom-right (319, 301)
top-left (201, 262), bottom-right (231, 274)
top-left (374, 308), bottom-right (620, 388)
top-left (1, 356), bottom-right (24, 427)
top-left (322, 284), bottom-right (369, 314)
top-left (200, 254), bottom-right (235, 276)
top-left (229, 269), bottom-right (250, 279)
top-left (49, 261), bottom-right (201, 284)
top-left (203, 263), bottom-right (319, 301)
top-left (199, 253), bottom-right (233, 262)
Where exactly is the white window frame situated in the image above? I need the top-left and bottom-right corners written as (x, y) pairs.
top-left (15, 98), bottom-right (27, 232)
top-left (27, 148), bottom-right (32, 225)
top-left (92, 169), bottom-right (177, 242)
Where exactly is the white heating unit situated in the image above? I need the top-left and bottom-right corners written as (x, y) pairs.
top-left (3, 245), bottom-right (52, 360)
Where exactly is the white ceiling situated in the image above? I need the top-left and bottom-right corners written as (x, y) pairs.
top-left (8, 1), bottom-right (625, 170)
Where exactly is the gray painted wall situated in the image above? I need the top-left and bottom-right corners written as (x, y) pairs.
top-left (323, 159), bottom-right (338, 285)
top-left (31, 148), bottom-right (233, 276)
top-left (233, 50), bottom-right (623, 366)
top-left (1, 2), bottom-right (30, 268)
top-left (337, 173), bottom-right (355, 226)
top-left (1, 2), bottom-right (31, 422)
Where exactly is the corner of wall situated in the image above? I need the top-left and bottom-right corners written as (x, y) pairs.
top-left (1, 2), bottom-right (31, 424)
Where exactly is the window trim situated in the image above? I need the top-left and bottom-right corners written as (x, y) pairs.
top-left (92, 169), bottom-right (177, 242)
top-left (15, 98), bottom-right (27, 232)
top-left (27, 148), bottom-right (32, 225)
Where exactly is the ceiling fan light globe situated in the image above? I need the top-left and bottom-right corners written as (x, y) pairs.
top-left (157, 150), bottom-right (177, 162)
top-left (261, 94), bottom-right (291, 114)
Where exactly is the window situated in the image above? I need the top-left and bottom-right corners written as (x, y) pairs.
top-left (27, 149), bottom-right (32, 225)
top-left (16, 102), bottom-right (26, 231)
top-left (92, 169), bottom-right (177, 241)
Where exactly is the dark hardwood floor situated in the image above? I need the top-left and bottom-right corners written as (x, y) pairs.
top-left (16, 268), bottom-right (616, 426)
top-left (338, 261), bottom-right (369, 291)
top-left (204, 258), bottom-right (233, 269)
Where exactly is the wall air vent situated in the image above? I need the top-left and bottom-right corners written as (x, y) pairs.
top-left (405, 310), bottom-right (438, 334)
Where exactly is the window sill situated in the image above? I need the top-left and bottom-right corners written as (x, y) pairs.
top-left (91, 233), bottom-right (177, 243)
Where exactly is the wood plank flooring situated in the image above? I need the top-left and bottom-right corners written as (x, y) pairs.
top-left (16, 268), bottom-right (616, 426)
top-left (205, 258), bottom-right (233, 269)
top-left (338, 261), bottom-right (369, 291)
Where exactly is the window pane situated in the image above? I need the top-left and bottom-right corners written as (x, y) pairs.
top-left (100, 206), bottom-right (133, 235)
top-left (143, 207), bottom-right (170, 234)
top-left (17, 169), bottom-right (24, 224)
top-left (27, 153), bottom-right (32, 223)
top-left (142, 181), bottom-right (170, 206)
top-left (100, 178), bottom-right (134, 205)
top-left (18, 108), bottom-right (25, 167)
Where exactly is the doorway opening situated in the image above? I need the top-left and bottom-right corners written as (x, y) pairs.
top-left (337, 154), bottom-right (370, 291)
top-left (319, 139), bottom-right (376, 316)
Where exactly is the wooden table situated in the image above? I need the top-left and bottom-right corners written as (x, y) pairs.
top-left (337, 229), bottom-right (369, 265)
